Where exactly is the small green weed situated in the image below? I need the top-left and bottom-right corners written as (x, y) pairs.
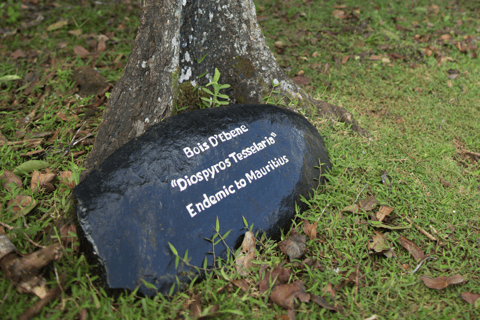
top-left (4, 0), bottom-right (21, 25)
top-left (201, 68), bottom-right (231, 108)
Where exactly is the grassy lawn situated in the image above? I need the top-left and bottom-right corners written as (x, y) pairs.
top-left (1, 0), bottom-right (479, 319)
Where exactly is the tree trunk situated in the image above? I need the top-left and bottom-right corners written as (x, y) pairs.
top-left (81, 0), bottom-right (367, 179)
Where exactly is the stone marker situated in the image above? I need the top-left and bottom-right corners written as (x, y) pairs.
top-left (73, 104), bottom-right (331, 297)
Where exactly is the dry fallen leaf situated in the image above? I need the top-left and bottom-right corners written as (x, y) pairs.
top-left (376, 205), bottom-right (394, 222)
top-left (369, 54), bottom-right (383, 61)
top-left (47, 20), bottom-right (68, 31)
top-left (30, 171), bottom-right (56, 193)
top-left (437, 56), bottom-right (455, 65)
top-left (271, 280), bottom-right (309, 310)
top-left (278, 230), bottom-right (306, 261)
top-left (387, 52), bottom-right (408, 61)
top-left (7, 194), bottom-right (36, 214)
top-left (359, 196), bottom-right (379, 211)
top-left (420, 274), bottom-right (465, 290)
top-left (330, 268), bottom-right (365, 296)
top-left (439, 34), bottom-right (452, 42)
top-left (56, 111), bottom-right (78, 122)
top-left (73, 45), bottom-right (90, 58)
top-left (258, 266), bottom-right (291, 293)
top-left (11, 49), bottom-right (26, 60)
top-left (97, 34), bottom-right (109, 52)
top-left (274, 41), bottom-right (287, 54)
top-left (323, 282), bottom-right (336, 299)
top-left (232, 279), bottom-right (249, 292)
top-left (292, 76), bottom-right (310, 85)
top-left (1, 170), bottom-right (23, 191)
top-left (310, 294), bottom-right (337, 311)
top-left (323, 63), bottom-right (330, 74)
top-left (456, 41), bottom-right (468, 53)
top-left (461, 292), bottom-right (480, 307)
top-left (398, 236), bottom-right (425, 261)
top-left (0, 132), bottom-right (8, 146)
top-left (68, 29), bottom-right (82, 37)
top-left (299, 258), bottom-right (324, 271)
top-left (235, 231), bottom-right (256, 276)
top-left (303, 219), bottom-right (317, 240)
top-left (368, 231), bottom-right (394, 258)
top-left (342, 203), bottom-right (360, 214)
top-left (396, 24), bottom-right (411, 32)
top-left (59, 224), bottom-right (78, 251)
top-left (429, 4), bottom-right (440, 14)
top-left (271, 281), bottom-right (338, 319)
top-left (59, 171), bottom-right (76, 189)
top-left (332, 10), bottom-right (346, 19)
top-left (188, 294), bottom-right (202, 319)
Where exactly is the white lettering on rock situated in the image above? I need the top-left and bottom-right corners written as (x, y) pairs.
top-left (176, 126), bottom-right (290, 218)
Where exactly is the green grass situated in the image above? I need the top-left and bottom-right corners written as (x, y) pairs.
top-left (1, 0), bottom-right (480, 319)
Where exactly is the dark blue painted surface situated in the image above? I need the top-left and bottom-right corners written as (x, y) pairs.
top-left (73, 104), bottom-right (331, 296)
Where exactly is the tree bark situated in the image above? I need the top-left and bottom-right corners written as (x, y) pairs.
top-left (81, 0), bottom-right (367, 180)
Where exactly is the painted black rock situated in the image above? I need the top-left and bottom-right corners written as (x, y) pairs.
top-left (73, 104), bottom-right (331, 297)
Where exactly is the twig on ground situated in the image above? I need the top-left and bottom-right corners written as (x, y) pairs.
top-left (22, 232), bottom-right (45, 249)
top-left (0, 221), bottom-right (45, 249)
top-left (54, 265), bottom-right (65, 295)
top-left (85, 273), bottom-right (102, 298)
top-left (463, 150), bottom-right (480, 157)
top-left (354, 185), bottom-right (368, 204)
top-left (70, 133), bottom-right (93, 148)
top-left (354, 264), bottom-right (360, 297)
top-left (404, 216), bottom-right (443, 244)
top-left (62, 120), bottom-right (90, 157)
top-left (0, 221), bottom-right (14, 230)
top-left (409, 256), bottom-right (437, 274)
top-left (70, 120), bottom-right (86, 145)
top-left (317, 203), bottom-right (329, 221)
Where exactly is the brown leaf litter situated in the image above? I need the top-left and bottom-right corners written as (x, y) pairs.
top-left (368, 231), bottom-right (394, 258)
top-left (398, 236), bottom-right (425, 261)
top-left (302, 219), bottom-right (317, 240)
top-left (259, 265), bottom-right (292, 294)
top-left (420, 274), bottom-right (465, 290)
top-left (1, 170), bottom-right (23, 191)
top-left (270, 280), bottom-right (338, 320)
top-left (461, 292), bottom-right (480, 307)
top-left (375, 205), bottom-right (394, 222)
top-left (30, 170), bottom-right (56, 193)
top-left (235, 231), bottom-right (256, 276)
top-left (278, 229), bottom-right (306, 261)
